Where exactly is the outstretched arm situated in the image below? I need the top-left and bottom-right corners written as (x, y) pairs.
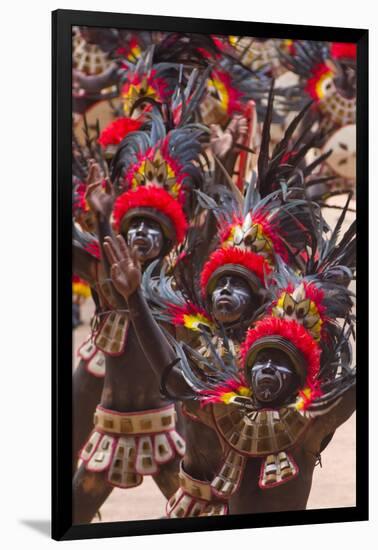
top-left (84, 161), bottom-right (115, 270)
top-left (84, 162), bottom-right (126, 308)
top-left (210, 115), bottom-right (248, 180)
top-left (304, 384), bottom-right (356, 456)
top-left (104, 235), bottom-right (193, 399)
top-left (73, 64), bottom-right (118, 94)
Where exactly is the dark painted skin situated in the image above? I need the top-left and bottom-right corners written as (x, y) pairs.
top-left (104, 237), bottom-right (356, 515)
top-left (72, 170), bottom-right (185, 524)
top-left (248, 349), bottom-right (300, 408)
top-left (229, 382), bottom-right (356, 514)
top-left (211, 275), bottom-right (253, 324)
top-left (126, 218), bottom-right (164, 260)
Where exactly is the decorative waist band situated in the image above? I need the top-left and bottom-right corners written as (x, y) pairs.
top-left (166, 461), bottom-right (228, 518)
top-left (79, 403), bottom-right (185, 488)
top-left (93, 403), bottom-right (176, 435)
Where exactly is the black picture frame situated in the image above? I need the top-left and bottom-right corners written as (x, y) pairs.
top-left (52, 9), bottom-right (369, 541)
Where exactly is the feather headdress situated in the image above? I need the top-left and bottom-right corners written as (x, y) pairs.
top-left (278, 40), bottom-right (333, 104)
top-left (110, 104), bottom-right (207, 250)
top-left (240, 204), bottom-right (356, 411)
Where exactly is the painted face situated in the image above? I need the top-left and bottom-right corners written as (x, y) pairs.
top-left (125, 218), bottom-right (164, 262)
top-left (211, 275), bottom-right (254, 324)
top-left (249, 349), bottom-right (300, 407)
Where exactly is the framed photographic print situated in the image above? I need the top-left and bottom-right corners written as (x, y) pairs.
top-left (52, 9), bottom-right (368, 541)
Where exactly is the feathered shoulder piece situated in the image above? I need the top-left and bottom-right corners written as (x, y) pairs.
top-left (141, 261), bottom-right (214, 334)
top-left (207, 56), bottom-right (273, 121)
top-left (118, 46), bottom-right (181, 116)
top-left (160, 324), bottom-right (250, 405)
top-left (110, 108), bottom-right (206, 199)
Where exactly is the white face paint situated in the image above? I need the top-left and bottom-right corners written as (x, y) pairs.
top-left (211, 275), bottom-right (254, 324)
top-left (125, 218), bottom-right (164, 262)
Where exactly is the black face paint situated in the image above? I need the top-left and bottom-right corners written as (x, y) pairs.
top-left (211, 275), bottom-right (254, 324)
top-left (125, 218), bottom-right (164, 263)
top-left (249, 349), bottom-right (300, 407)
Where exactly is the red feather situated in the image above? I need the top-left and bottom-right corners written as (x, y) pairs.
top-left (305, 63), bottom-right (333, 100)
top-left (330, 42), bottom-right (357, 61)
top-left (303, 282), bottom-right (326, 316)
top-left (84, 240), bottom-right (100, 260)
top-left (98, 117), bottom-right (142, 148)
top-left (218, 215), bottom-right (243, 243)
top-left (200, 247), bottom-right (271, 295)
top-left (198, 375), bottom-right (248, 406)
top-left (113, 186), bottom-right (187, 244)
top-left (167, 303), bottom-right (212, 327)
top-left (73, 181), bottom-right (88, 213)
top-left (241, 316), bottom-right (321, 385)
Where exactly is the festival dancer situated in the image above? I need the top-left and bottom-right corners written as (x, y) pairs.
top-left (102, 195), bottom-right (355, 516)
top-left (72, 108), bottom-right (209, 523)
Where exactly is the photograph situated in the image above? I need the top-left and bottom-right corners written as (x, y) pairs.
top-left (53, 11), bottom-right (367, 539)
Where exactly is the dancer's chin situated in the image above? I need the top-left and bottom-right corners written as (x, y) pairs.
top-left (213, 309), bottom-right (241, 324)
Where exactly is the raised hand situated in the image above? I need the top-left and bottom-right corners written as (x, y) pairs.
top-left (210, 115), bottom-right (248, 158)
top-left (85, 160), bottom-right (114, 219)
top-left (103, 235), bottom-right (142, 299)
top-left (210, 124), bottom-right (233, 158)
top-left (227, 114), bottom-right (248, 146)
